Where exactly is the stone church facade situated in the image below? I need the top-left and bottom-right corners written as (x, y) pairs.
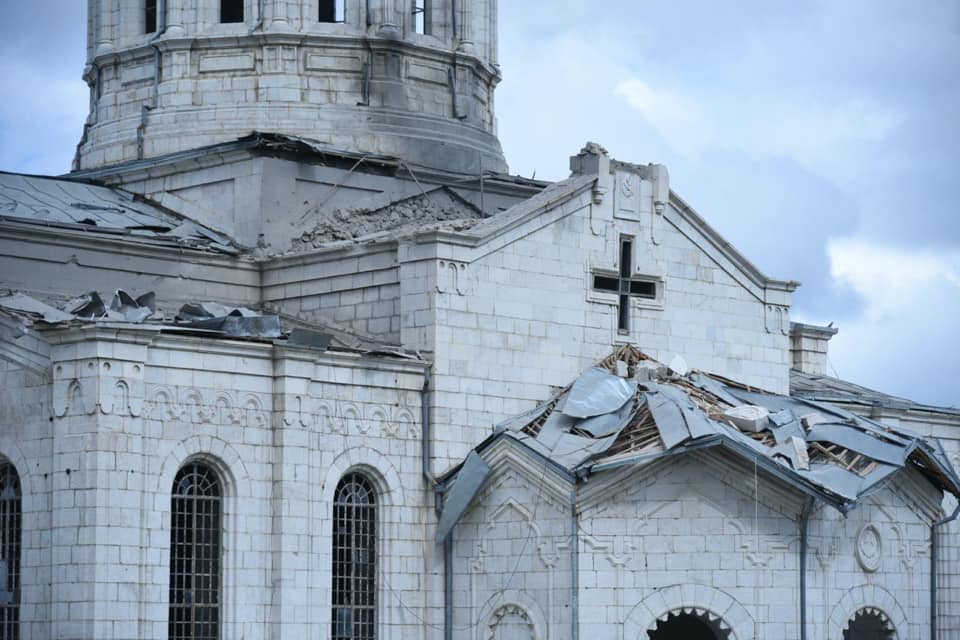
top-left (0, 1), bottom-right (959, 639)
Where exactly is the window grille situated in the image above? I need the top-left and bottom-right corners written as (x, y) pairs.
top-left (0, 465), bottom-right (20, 640)
top-left (320, 0), bottom-right (346, 23)
top-left (220, 0), bottom-right (244, 23)
top-left (331, 473), bottom-right (376, 640)
top-left (145, 0), bottom-right (158, 33)
top-left (169, 462), bottom-right (221, 640)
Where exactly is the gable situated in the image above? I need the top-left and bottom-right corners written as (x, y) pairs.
top-left (409, 155), bottom-right (797, 394)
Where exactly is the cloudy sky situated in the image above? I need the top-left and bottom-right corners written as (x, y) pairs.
top-left (1, 2), bottom-right (957, 406)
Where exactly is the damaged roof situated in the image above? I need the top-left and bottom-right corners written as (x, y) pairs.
top-left (791, 368), bottom-right (960, 417)
top-left (0, 291), bottom-right (418, 359)
top-left (0, 171), bottom-right (238, 253)
top-left (480, 346), bottom-right (960, 512)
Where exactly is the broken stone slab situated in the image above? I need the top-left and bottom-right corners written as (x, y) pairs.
top-left (669, 354), bottom-right (689, 377)
top-left (722, 405), bottom-right (770, 433)
top-left (801, 413), bottom-right (829, 431)
top-left (632, 360), bottom-right (669, 382)
top-left (771, 435), bottom-right (810, 471)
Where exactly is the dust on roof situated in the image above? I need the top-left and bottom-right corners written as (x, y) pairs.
top-left (292, 187), bottom-right (484, 250)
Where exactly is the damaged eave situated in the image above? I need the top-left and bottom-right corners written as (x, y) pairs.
top-left (0, 311), bottom-right (52, 377)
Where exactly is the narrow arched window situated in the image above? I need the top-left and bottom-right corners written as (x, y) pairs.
top-left (221, 0), bottom-right (244, 23)
top-left (145, 0), bottom-right (158, 33)
top-left (332, 473), bottom-right (376, 640)
top-left (0, 465), bottom-right (21, 640)
top-left (169, 462), bottom-right (222, 640)
top-left (320, 0), bottom-right (346, 23)
top-left (411, 0), bottom-right (430, 34)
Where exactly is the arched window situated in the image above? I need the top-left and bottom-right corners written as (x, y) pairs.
top-left (221, 0), bottom-right (244, 23)
top-left (332, 473), bottom-right (376, 640)
top-left (169, 462), bottom-right (222, 640)
top-left (320, 0), bottom-right (346, 23)
top-left (411, 0), bottom-right (430, 34)
top-left (145, 0), bottom-right (158, 33)
top-left (647, 610), bottom-right (729, 640)
top-left (0, 465), bottom-right (21, 640)
top-left (844, 608), bottom-right (896, 640)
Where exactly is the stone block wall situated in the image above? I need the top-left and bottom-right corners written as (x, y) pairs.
top-left (407, 168), bottom-right (793, 470)
top-left (0, 327), bottom-right (436, 639)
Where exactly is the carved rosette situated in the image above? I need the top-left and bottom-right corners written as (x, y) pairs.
top-left (856, 523), bottom-right (883, 573)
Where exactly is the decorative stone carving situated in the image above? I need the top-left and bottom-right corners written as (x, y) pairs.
top-left (765, 304), bottom-right (790, 335)
top-left (487, 604), bottom-right (536, 640)
top-left (856, 523), bottom-right (882, 572)
top-left (145, 386), bottom-right (269, 429)
top-left (437, 260), bottom-right (474, 296)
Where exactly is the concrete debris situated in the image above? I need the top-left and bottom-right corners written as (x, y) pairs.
top-left (669, 354), bottom-right (690, 376)
top-left (801, 413), bottom-right (828, 431)
top-left (292, 189), bottom-right (483, 249)
top-left (722, 405), bottom-right (771, 433)
top-left (632, 360), bottom-right (669, 382)
top-left (771, 436), bottom-right (810, 471)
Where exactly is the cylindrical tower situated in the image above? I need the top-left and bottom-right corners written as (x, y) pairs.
top-left (75, 0), bottom-right (506, 175)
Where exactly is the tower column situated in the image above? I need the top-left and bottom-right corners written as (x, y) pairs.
top-left (457, 0), bottom-right (475, 53)
top-left (95, 0), bottom-right (116, 55)
top-left (166, 0), bottom-right (186, 36)
top-left (268, 0), bottom-right (291, 31)
top-left (371, 0), bottom-right (402, 37)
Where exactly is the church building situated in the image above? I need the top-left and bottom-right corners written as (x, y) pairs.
top-left (0, 1), bottom-right (959, 639)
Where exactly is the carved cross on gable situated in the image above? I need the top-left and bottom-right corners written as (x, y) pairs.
top-left (591, 235), bottom-right (657, 333)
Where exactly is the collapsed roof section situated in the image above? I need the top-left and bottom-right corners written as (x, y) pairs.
top-left (480, 346), bottom-right (960, 513)
top-left (0, 291), bottom-right (417, 359)
top-left (0, 171), bottom-right (238, 254)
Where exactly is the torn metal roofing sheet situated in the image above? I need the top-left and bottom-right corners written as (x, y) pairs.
top-left (0, 172), bottom-right (237, 253)
top-left (484, 345), bottom-right (960, 512)
top-left (0, 291), bottom-right (419, 359)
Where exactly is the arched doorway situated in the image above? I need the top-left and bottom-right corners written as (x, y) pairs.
top-left (843, 607), bottom-right (896, 640)
top-left (647, 609), bottom-right (731, 640)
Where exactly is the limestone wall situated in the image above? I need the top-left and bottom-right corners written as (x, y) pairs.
top-left (0, 328), bottom-right (435, 638)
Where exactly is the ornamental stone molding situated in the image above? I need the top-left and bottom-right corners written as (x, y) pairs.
top-left (829, 585), bottom-right (906, 640)
top-left (623, 584), bottom-right (755, 640)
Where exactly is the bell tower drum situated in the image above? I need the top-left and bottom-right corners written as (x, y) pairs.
top-left (76, 0), bottom-right (507, 175)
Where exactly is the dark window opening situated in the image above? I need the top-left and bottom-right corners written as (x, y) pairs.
top-left (320, 0), bottom-right (345, 23)
top-left (220, 0), bottom-right (244, 23)
top-left (145, 0), bottom-right (158, 33)
top-left (647, 611), bottom-right (727, 640)
top-left (593, 275), bottom-right (619, 291)
top-left (0, 465), bottom-right (21, 640)
top-left (591, 235), bottom-right (658, 333)
top-left (169, 462), bottom-right (222, 640)
top-left (843, 609), bottom-right (895, 640)
top-left (619, 237), bottom-right (632, 278)
top-left (332, 473), bottom-right (376, 640)
top-left (630, 280), bottom-right (656, 298)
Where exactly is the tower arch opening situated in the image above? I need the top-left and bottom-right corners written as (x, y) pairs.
top-left (646, 609), bottom-right (732, 640)
top-left (843, 607), bottom-right (896, 640)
